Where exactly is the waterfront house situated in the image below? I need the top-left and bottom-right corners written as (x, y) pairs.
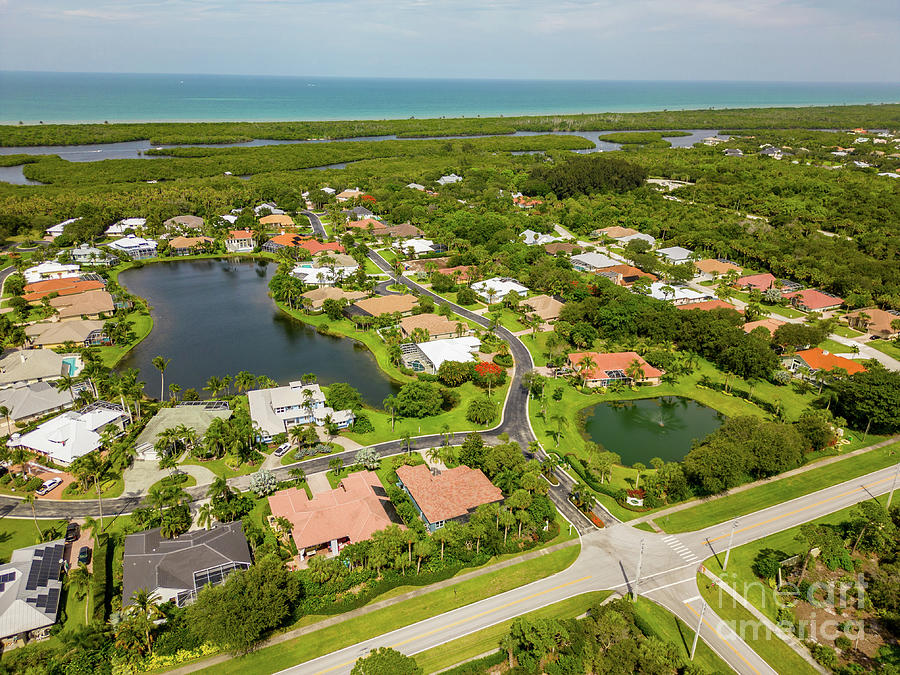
top-left (845, 308), bottom-right (900, 339)
top-left (0, 540), bottom-right (66, 643)
top-left (399, 313), bottom-right (466, 340)
top-left (134, 403), bottom-right (232, 461)
top-left (7, 401), bottom-right (128, 464)
top-left (106, 217), bottom-right (145, 236)
top-left (782, 348), bottom-right (865, 380)
top-left (168, 235), bottom-right (214, 256)
top-left (49, 289), bottom-right (115, 320)
top-left (25, 320), bottom-right (109, 348)
top-left (262, 234), bottom-right (343, 255)
top-left (291, 253), bottom-right (360, 286)
top-left (470, 278), bottom-right (528, 304)
top-left (400, 337), bottom-right (480, 374)
top-left (656, 246), bottom-right (694, 264)
top-left (122, 523), bottom-right (251, 608)
top-left (0, 381), bottom-right (75, 426)
top-left (24, 278), bottom-right (105, 303)
top-left (225, 229), bottom-right (256, 253)
top-left (570, 252), bottom-right (618, 272)
top-left (0, 350), bottom-right (68, 389)
top-left (783, 289), bottom-right (844, 313)
top-left (395, 464), bottom-right (503, 532)
top-left (247, 381), bottom-right (354, 443)
top-left (349, 294), bottom-right (418, 318)
top-left (68, 244), bottom-right (117, 267)
top-left (520, 294), bottom-right (564, 322)
top-left (300, 287), bottom-right (367, 312)
top-left (163, 215), bottom-right (204, 231)
top-left (268, 471), bottom-right (397, 560)
top-left (23, 262), bottom-right (80, 285)
top-left (734, 273), bottom-right (777, 292)
top-left (108, 235), bottom-right (157, 260)
top-left (566, 351), bottom-right (663, 387)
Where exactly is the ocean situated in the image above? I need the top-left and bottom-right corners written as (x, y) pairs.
top-left (1, 71), bottom-right (899, 124)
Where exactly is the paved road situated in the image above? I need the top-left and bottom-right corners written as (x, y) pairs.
top-left (301, 210), bottom-right (327, 238)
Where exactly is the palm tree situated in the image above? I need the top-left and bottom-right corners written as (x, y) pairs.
top-left (54, 374), bottom-right (77, 403)
top-left (151, 356), bottom-right (170, 401)
top-left (400, 432), bottom-right (413, 455)
top-left (196, 503), bottom-right (215, 531)
top-left (289, 467), bottom-right (306, 484)
top-left (549, 414), bottom-right (568, 447)
top-left (67, 564), bottom-right (92, 623)
top-left (204, 376), bottom-right (223, 398)
top-left (128, 589), bottom-right (163, 652)
top-left (23, 493), bottom-right (42, 540)
top-left (383, 395), bottom-right (398, 431)
top-left (576, 355), bottom-right (597, 386)
top-left (168, 383), bottom-right (181, 402)
top-left (0, 405), bottom-right (9, 435)
top-left (77, 452), bottom-right (107, 528)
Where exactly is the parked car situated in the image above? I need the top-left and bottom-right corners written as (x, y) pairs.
top-left (274, 442), bottom-right (292, 457)
top-left (77, 546), bottom-right (91, 565)
top-left (65, 522), bottom-right (80, 542)
top-left (36, 478), bottom-right (62, 496)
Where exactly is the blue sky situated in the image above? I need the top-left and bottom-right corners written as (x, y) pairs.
top-left (1, 0), bottom-right (898, 81)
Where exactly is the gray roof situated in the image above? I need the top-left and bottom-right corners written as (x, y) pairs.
top-left (122, 523), bottom-right (251, 605)
top-left (135, 405), bottom-right (232, 449)
top-left (0, 350), bottom-right (66, 388)
top-left (343, 206), bottom-right (373, 218)
top-left (0, 540), bottom-right (65, 639)
top-left (0, 381), bottom-right (74, 422)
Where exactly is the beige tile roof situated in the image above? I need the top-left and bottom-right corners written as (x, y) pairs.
top-left (520, 294), bottom-right (564, 321)
top-left (300, 287), bottom-right (367, 310)
top-left (352, 294), bottom-right (418, 316)
top-left (399, 313), bottom-right (463, 337)
top-left (49, 290), bottom-right (115, 319)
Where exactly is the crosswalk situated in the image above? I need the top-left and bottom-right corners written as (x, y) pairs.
top-left (662, 534), bottom-right (700, 564)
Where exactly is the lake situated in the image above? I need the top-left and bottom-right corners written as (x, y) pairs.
top-left (117, 258), bottom-right (399, 405)
top-left (581, 396), bottom-right (724, 465)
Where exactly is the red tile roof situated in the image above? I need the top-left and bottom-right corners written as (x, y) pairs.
top-left (734, 273), bottom-right (776, 291)
top-left (346, 218), bottom-right (383, 230)
top-left (228, 229), bottom-right (254, 240)
top-left (792, 348), bottom-right (866, 375)
top-left (24, 278), bottom-right (105, 302)
top-left (783, 288), bottom-right (844, 310)
top-left (266, 234), bottom-right (344, 254)
top-left (396, 464), bottom-right (503, 524)
top-left (567, 351), bottom-right (663, 381)
top-left (676, 299), bottom-right (739, 312)
top-left (436, 265), bottom-right (475, 281)
top-left (267, 471), bottom-right (397, 550)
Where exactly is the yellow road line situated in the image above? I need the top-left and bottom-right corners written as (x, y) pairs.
top-left (313, 575), bottom-right (591, 674)
top-left (685, 601), bottom-right (761, 675)
top-left (707, 475), bottom-right (892, 544)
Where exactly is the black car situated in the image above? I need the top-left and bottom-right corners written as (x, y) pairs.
top-left (77, 546), bottom-right (91, 565)
top-left (65, 522), bottom-right (80, 543)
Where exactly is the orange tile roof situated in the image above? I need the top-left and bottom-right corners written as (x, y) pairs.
top-left (567, 351), bottom-right (663, 380)
top-left (676, 299), bottom-right (738, 312)
top-left (742, 318), bottom-right (785, 335)
top-left (267, 472), bottom-right (398, 550)
top-left (792, 348), bottom-right (866, 375)
top-left (601, 264), bottom-right (658, 284)
top-left (168, 235), bottom-right (213, 249)
top-left (694, 259), bottom-right (743, 276)
top-left (346, 218), bottom-right (383, 230)
top-left (23, 278), bottom-right (105, 302)
top-left (395, 464), bottom-right (503, 523)
top-left (783, 288), bottom-right (844, 310)
top-left (436, 265), bottom-right (475, 281)
top-left (266, 234), bottom-right (344, 254)
top-left (259, 214), bottom-right (295, 226)
top-left (228, 229), bottom-right (254, 240)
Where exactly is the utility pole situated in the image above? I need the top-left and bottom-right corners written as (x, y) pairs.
top-left (632, 538), bottom-right (645, 601)
top-left (722, 520), bottom-right (738, 572)
top-left (888, 462), bottom-right (900, 509)
top-left (690, 601), bottom-right (707, 661)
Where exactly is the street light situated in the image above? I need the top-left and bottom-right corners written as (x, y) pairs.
top-left (690, 601), bottom-right (707, 661)
top-left (722, 520), bottom-right (738, 572)
top-left (632, 538), bottom-right (645, 601)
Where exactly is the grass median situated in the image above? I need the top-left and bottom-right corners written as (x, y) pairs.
top-left (193, 543), bottom-right (581, 675)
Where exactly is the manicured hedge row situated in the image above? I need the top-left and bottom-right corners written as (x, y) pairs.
top-left (91, 533), bottom-right (109, 622)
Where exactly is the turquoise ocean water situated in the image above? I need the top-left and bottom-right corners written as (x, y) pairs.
top-left (1, 71), bottom-right (899, 123)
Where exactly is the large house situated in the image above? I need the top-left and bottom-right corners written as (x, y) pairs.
top-left (0, 540), bottom-right (66, 643)
top-left (134, 402), bottom-right (232, 461)
top-left (845, 308), bottom-right (900, 339)
top-left (0, 382), bottom-right (75, 426)
top-left (262, 234), bottom-right (343, 255)
top-left (618, 232), bottom-right (657, 247)
top-left (394, 238), bottom-right (443, 257)
top-left (163, 215), bottom-right (204, 231)
top-left (436, 174), bottom-right (462, 185)
top-left (594, 226), bottom-right (638, 239)
top-left (693, 258), bottom-right (742, 278)
top-left (521, 229), bottom-right (560, 246)
top-left (108, 235), bottom-right (158, 260)
top-left (7, 401), bottom-right (128, 464)
top-left (645, 282), bottom-right (709, 305)
top-left (399, 313), bottom-right (466, 340)
top-left (520, 294), bottom-right (564, 322)
top-left (395, 464), bottom-right (503, 532)
top-left (23, 262), bottom-right (80, 285)
top-left (349, 294), bottom-right (418, 318)
top-left (68, 244), bottom-right (117, 267)
top-left (259, 214), bottom-right (295, 228)
top-left (300, 287), bottom-right (367, 312)
top-left (225, 229), bottom-right (256, 253)
top-left (44, 218), bottom-right (80, 239)
top-left (400, 337), bottom-right (480, 374)
top-left (335, 188), bottom-right (364, 202)
top-left (292, 254), bottom-right (360, 286)
top-left (122, 523), bottom-right (251, 608)
top-left (49, 290), bottom-right (115, 320)
top-left (25, 320), bottom-right (109, 348)
top-left (783, 289), bottom-right (844, 313)
top-left (106, 217), bottom-right (145, 236)
top-left (24, 278), bottom-right (105, 303)
top-left (596, 264), bottom-right (657, 287)
top-left (675, 299), bottom-right (739, 312)
top-left (168, 236), bottom-right (214, 256)
top-left (0, 350), bottom-right (70, 389)
top-left (248, 382), bottom-right (354, 443)
top-left (470, 278), bottom-right (528, 304)
top-left (570, 252), bottom-right (618, 272)
top-left (734, 273), bottom-right (776, 292)
top-left (656, 246), bottom-right (694, 264)
top-left (782, 348), bottom-right (866, 379)
top-left (268, 471), bottom-right (398, 560)
top-left (742, 318), bottom-right (786, 336)
top-left (566, 351), bottom-right (663, 387)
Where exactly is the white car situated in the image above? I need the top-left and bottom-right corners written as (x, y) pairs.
top-left (273, 442), bottom-right (292, 458)
top-left (36, 478), bottom-right (62, 496)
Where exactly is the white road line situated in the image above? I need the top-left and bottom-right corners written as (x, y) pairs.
top-left (683, 595), bottom-right (702, 604)
top-left (642, 577), bottom-right (697, 593)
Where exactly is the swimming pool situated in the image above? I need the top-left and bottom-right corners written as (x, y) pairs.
top-left (62, 357), bottom-right (77, 377)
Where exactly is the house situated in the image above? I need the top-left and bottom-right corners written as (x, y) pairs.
top-left (520, 294), bottom-right (564, 322)
top-left (7, 401), bottom-right (128, 464)
top-left (596, 264), bottom-right (657, 287)
top-left (723, 148), bottom-right (744, 157)
top-left (521, 229), bottom-right (559, 246)
top-left (343, 206), bottom-right (374, 220)
top-left (845, 308), bottom-right (900, 339)
top-left (399, 314), bottom-right (466, 340)
top-left (219, 214), bottom-right (238, 224)
top-left (656, 246), bottom-right (693, 264)
top-left (676, 299), bottom-right (739, 312)
top-left (702, 136), bottom-right (727, 146)
top-left (253, 202), bottom-right (285, 215)
top-left (108, 235), bottom-right (157, 260)
top-left (742, 318), bottom-right (786, 336)
top-left (435, 265), bottom-right (476, 282)
top-left (396, 464), bottom-right (503, 532)
top-left (335, 188), bottom-right (364, 202)
top-left (0, 540), bottom-right (66, 642)
top-left (68, 244), bottom-right (117, 267)
top-left (436, 174), bottom-right (462, 185)
top-left (783, 289), bottom-right (844, 313)
top-left (406, 183), bottom-right (426, 191)
top-left (0, 382), bottom-right (75, 426)
top-left (300, 287), bottom-right (367, 312)
top-left (759, 146), bottom-right (783, 158)
top-left (259, 214), bottom-right (295, 228)
top-left (163, 215), bottom-right (204, 231)
top-left (247, 381), bottom-right (354, 442)
top-left (618, 232), bottom-right (657, 247)
top-left (782, 348), bottom-right (866, 379)
top-left (372, 222), bottom-right (424, 238)
top-left (512, 195), bottom-right (543, 209)
top-left (0, 350), bottom-right (69, 389)
top-left (261, 234), bottom-right (343, 255)
top-left (121, 523), bottom-right (251, 607)
top-left (167, 236), bottom-right (213, 256)
top-left (23, 262), bottom-right (81, 285)
top-left (349, 294), bottom-right (418, 318)
top-left (646, 282), bottom-right (709, 305)
top-left (134, 403), bottom-right (232, 461)
top-left (693, 258), bottom-right (743, 278)
top-left (394, 238), bottom-right (441, 257)
top-left (44, 218), bottom-right (80, 239)
top-left (400, 337), bottom-right (480, 374)
top-left (24, 278), bottom-right (105, 303)
top-left (734, 273), bottom-right (777, 292)
top-left (106, 217), bottom-right (145, 236)
top-left (25, 320), bottom-right (109, 348)
top-left (345, 218), bottom-right (384, 233)
top-left (470, 278), bottom-right (528, 304)
top-left (291, 254), bottom-right (359, 286)
top-left (225, 229), bottom-right (256, 253)
top-left (49, 290), bottom-right (115, 319)
top-left (570, 252), bottom-right (618, 272)
top-left (567, 351), bottom-right (663, 387)
top-left (544, 242), bottom-right (579, 255)
top-left (268, 471), bottom-right (398, 560)
top-left (594, 226), bottom-right (639, 239)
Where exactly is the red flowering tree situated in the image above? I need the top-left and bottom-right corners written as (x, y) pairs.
top-left (474, 361), bottom-right (506, 396)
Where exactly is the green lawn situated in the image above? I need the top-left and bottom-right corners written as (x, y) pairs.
top-left (489, 307), bottom-right (530, 332)
top-left (817, 338), bottom-right (853, 354)
top-left (147, 474), bottom-right (197, 493)
top-left (414, 591), bottom-right (612, 673)
top-left (432, 289), bottom-right (486, 310)
top-left (0, 517), bottom-right (66, 563)
top-left (363, 258), bottom-right (386, 275)
top-left (869, 339), bottom-right (900, 361)
top-left (832, 325), bottom-right (863, 338)
top-left (61, 475), bottom-right (124, 500)
top-left (193, 544), bottom-right (581, 675)
top-left (522, 329), bottom-right (552, 367)
top-left (766, 303), bottom-right (806, 319)
top-left (180, 455), bottom-right (261, 480)
top-left (656, 441), bottom-right (899, 533)
top-left (96, 310), bottom-right (154, 368)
